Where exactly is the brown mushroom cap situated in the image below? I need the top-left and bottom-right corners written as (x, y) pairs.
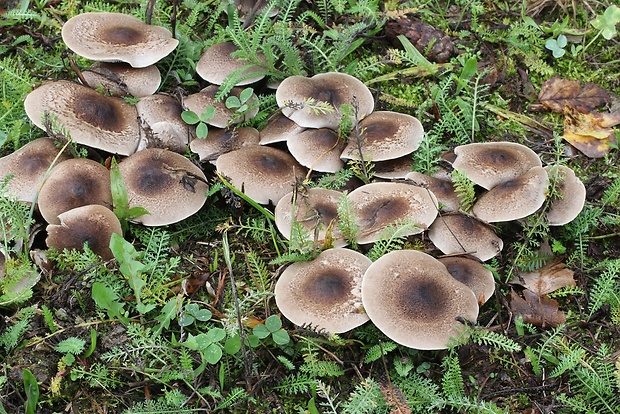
top-left (472, 166), bottom-right (549, 223)
top-left (373, 156), bottom-right (415, 180)
top-left (184, 85), bottom-right (259, 128)
top-left (82, 62), bottom-right (161, 97)
top-left (118, 148), bottom-right (209, 226)
top-left (216, 145), bottom-right (307, 205)
top-left (196, 42), bottom-right (266, 86)
top-left (38, 158), bottom-right (112, 225)
top-left (189, 127), bottom-right (260, 162)
top-left (287, 128), bottom-right (346, 173)
top-left (428, 213), bottom-right (503, 261)
top-left (452, 142), bottom-right (542, 190)
top-left (45, 204), bottom-right (122, 260)
top-left (24, 80), bottom-right (141, 156)
top-left (405, 171), bottom-right (461, 212)
top-left (0, 138), bottom-right (71, 203)
top-left (225, 0), bottom-right (279, 22)
top-left (545, 165), bottom-right (586, 226)
top-left (275, 248), bottom-right (371, 334)
top-left (259, 112), bottom-right (306, 145)
top-left (135, 94), bottom-right (189, 153)
top-left (276, 72), bottom-right (374, 129)
top-left (348, 182), bottom-right (438, 244)
top-left (62, 12), bottom-right (179, 68)
top-left (439, 256), bottom-right (495, 304)
top-left (341, 111), bottom-right (424, 162)
top-left (362, 250), bottom-right (479, 350)
top-left (275, 187), bottom-right (346, 248)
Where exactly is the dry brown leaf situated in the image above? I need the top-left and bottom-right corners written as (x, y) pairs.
top-left (564, 107), bottom-right (620, 138)
top-left (513, 261), bottom-right (576, 296)
top-left (509, 289), bottom-right (566, 328)
top-left (538, 77), bottom-right (610, 113)
top-left (562, 129), bottom-right (618, 158)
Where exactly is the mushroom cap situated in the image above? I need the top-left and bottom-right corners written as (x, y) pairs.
top-left (545, 165), bottom-right (586, 226)
top-left (348, 182), bottom-right (438, 244)
top-left (428, 213), bottom-right (503, 261)
top-left (24, 80), bottom-right (141, 156)
top-left (82, 62), bottom-right (161, 97)
top-left (189, 127), bottom-right (260, 162)
top-left (225, 0), bottom-right (279, 22)
top-left (405, 171), bottom-right (461, 212)
top-left (184, 85), bottom-right (259, 128)
top-left (216, 145), bottom-right (307, 205)
top-left (276, 72), bottom-right (374, 129)
top-left (362, 250), bottom-right (479, 350)
top-left (373, 156), bottom-right (414, 180)
top-left (135, 94), bottom-right (189, 153)
top-left (472, 166), bottom-right (549, 223)
top-left (438, 256), bottom-right (495, 304)
top-left (0, 138), bottom-right (71, 203)
top-left (287, 128), bottom-right (346, 173)
top-left (452, 142), bottom-right (542, 190)
top-left (196, 41), bottom-right (266, 86)
top-left (275, 248), bottom-right (371, 334)
top-left (259, 112), bottom-right (305, 145)
top-left (275, 187), bottom-right (346, 248)
top-left (38, 158), bottom-right (112, 225)
top-left (341, 111), bottom-right (424, 162)
top-left (118, 148), bottom-right (209, 226)
top-left (45, 204), bottom-right (122, 260)
top-left (62, 12), bottom-right (179, 68)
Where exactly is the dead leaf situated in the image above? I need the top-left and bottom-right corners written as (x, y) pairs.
top-left (509, 289), bottom-right (566, 328)
top-left (564, 107), bottom-right (620, 138)
top-left (538, 77), bottom-right (610, 113)
top-left (512, 261), bottom-right (576, 296)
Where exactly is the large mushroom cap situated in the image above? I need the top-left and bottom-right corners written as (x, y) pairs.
top-left (196, 41), bottom-right (266, 86)
top-left (428, 213), bottom-right (503, 261)
top-left (287, 128), bottom-right (346, 173)
top-left (46, 204), bottom-right (122, 260)
top-left (24, 80), bottom-right (141, 156)
top-left (341, 111), bottom-right (424, 162)
top-left (62, 12), bottom-right (179, 68)
top-left (545, 165), bottom-right (586, 226)
top-left (406, 171), bottom-right (461, 212)
top-left (362, 250), bottom-right (479, 350)
top-left (118, 148), bottom-right (209, 226)
top-left (135, 94), bottom-right (189, 153)
top-left (189, 127), bottom-right (260, 163)
top-left (82, 62), bottom-right (161, 97)
top-left (275, 248), bottom-right (371, 334)
top-left (276, 72), bottom-right (374, 129)
top-left (472, 166), bottom-right (549, 223)
top-left (216, 145), bottom-right (307, 205)
top-left (184, 85), bottom-right (259, 128)
top-left (0, 138), bottom-right (70, 203)
top-left (452, 142), bottom-right (542, 190)
top-left (348, 182), bottom-right (438, 244)
top-left (38, 158), bottom-right (112, 225)
top-left (439, 256), bottom-right (495, 304)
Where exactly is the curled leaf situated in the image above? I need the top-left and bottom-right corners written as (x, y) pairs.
top-left (538, 77), bottom-right (609, 113)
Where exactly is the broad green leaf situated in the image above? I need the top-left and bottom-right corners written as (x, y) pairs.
top-left (265, 314), bottom-right (282, 332)
top-left (205, 327), bottom-right (226, 343)
top-left (271, 329), bottom-right (290, 346)
top-left (224, 335), bottom-right (241, 355)
top-left (226, 95), bottom-right (241, 109)
top-left (181, 110), bottom-right (200, 124)
top-left (91, 282), bottom-right (130, 324)
top-left (184, 333), bottom-right (209, 351)
top-left (22, 369), bottom-right (39, 414)
top-left (239, 87), bottom-right (253, 103)
top-left (204, 343), bottom-right (223, 364)
top-left (196, 122), bottom-right (208, 139)
top-left (203, 106), bottom-right (216, 119)
top-left (253, 323), bottom-right (270, 339)
top-left (154, 298), bottom-right (180, 334)
top-left (591, 5), bottom-right (620, 40)
top-left (136, 302), bottom-right (156, 314)
top-left (180, 314), bottom-right (195, 327)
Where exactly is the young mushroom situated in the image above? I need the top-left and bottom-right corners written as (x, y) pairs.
top-left (544, 164), bottom-right (586, 225)
top-left (82, 62), bottom-right (161, 97)
top-left (196, 41), bottom-right (266, 86)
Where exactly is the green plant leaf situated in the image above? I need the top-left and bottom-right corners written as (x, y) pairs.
top-left (205, 327), bottom-right (226, 343)
top-left (180, 314), bottom-right (195, 327)
top-left (181, 110), bottom-right (200, 124)
top-left (253, 323), bottom-right (270, 339)
top-left (154, 298), bottom-right (180, 335)
top-left (239, 87), bottom-right (253, 103)
top-left (22, 369), bottom-right (38, 414)
top-left (54, 337), bottom-right (86, 354)
top-left (591, 5), bottom-right (620, 40)
top-left (226, 95), bottom-right (241, 109)
top-left (271, 329), bottom-right (290, 345)
top-left (91, 282), bottom-right (130, 324)
top-left (224, 335), bottom-right (241, 355)
top-left (265, 314), bottom-right (282, 332)
top-left (204, 343), bottom-right (223, 364)
top-left (196, 122), bottom-right (208, 139)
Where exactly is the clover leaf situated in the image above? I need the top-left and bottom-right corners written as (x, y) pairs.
top-left (591, 5), bottom-right (620, 40)
top-left (545, 34), bottom-right (567, 58)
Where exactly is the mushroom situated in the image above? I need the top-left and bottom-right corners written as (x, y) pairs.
top-left (405, 171), bottom-right (461, 212)
top-left (472, 166), bottom-right (549, 223)
top-left (286, 128), bottom-right (346, 173)
top-left (275, 248), bottom-right (371, 334)
top-left (348, 182), bottom-right (438, 244)
top-left (135, 94), bottom-right (189, 153)
top-left (62, 12), bottom-right (179, 68)
top-left (37, 158), bottom-right (113, 225)
top-left (361, 250), bottom-right (479, 350)
top-left (373, 156), bottom-right (415, 180)
top-left (117, 148), bottom-right (209, 226)
top-left (274, 187), bottom-right (346, 248)
top-left (0, 138), bottom-right (71, 203)
top-left (184, 85), bottom-right (259, 128)
top-left (438, 256), bottom-right (495, 304)
top-left (341, 111), bottom-right (424, 162)
top-left (427, 213), bottom-right (503, 261)
top-left (544, 165), bottom-right (586, 226)
top-left (216, 145), bottom-right (307, 205)
top-left (82, 62), bottom-right (161, 97)
top-left (189, 127), bottom-right (260, 163)
top-left (46, 204), bottom-right (122, 260)
top-left (259, 112), bottom-right (305, 145)
top-left (225, 0), bottom-right (279, 22)
top-left (451, 142), bottom-right (542, 190)
top-left (196, 41), bottom-right (266, 86)
top-left (24, 80), bottom-right (141, 156)
top-left (276, 72), bottom-right (374, 129)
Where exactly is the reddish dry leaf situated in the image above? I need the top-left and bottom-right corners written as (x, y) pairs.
top-left (513, 261), bottom-right (576, 296)
top-left (538, 77), bottom-right (610, 113)
top-left (510, 289), bottom-right (566, 328)
top-left (564, 107), bottom-right (620, 138)
top-left (379, 382), bottom-right (412, 414)
top-left (562, 129), bottom-right (618, 158)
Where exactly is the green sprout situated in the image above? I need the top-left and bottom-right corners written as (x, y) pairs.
top-left (182, 106), bottom-right (216, 139)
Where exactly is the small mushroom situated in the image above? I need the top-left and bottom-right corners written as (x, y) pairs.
top-left (184, 85), bottom-right (259, 128)
top-left (275, 248), bottom-right (371, 334)
top-left (135, 94), bottom-right (189, 153)
top-left (544, 164), bottom-right (586, 226)
top-left (439, 256), bottom-right (495, 304)
top-left (361, 250), bottom-right (479, 350)
top-left (189, 127), bottom-right (260, 163)
top-left (405, 171), bottom-right (461, 212)
top-left (82, 62), bottom-right (161, 97)
top-left (287, 128), bottom-right (346, 173)
top-left (62, 12), bottom-right (179, 68)
top-left (196, 41), bottom-right (266, 86)
top-left (46, 204), bottom-right (122, 260)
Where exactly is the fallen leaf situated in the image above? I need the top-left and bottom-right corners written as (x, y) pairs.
top-left (564, 107), bottom-right (620, 138)
top-left (512, 261), bottom-right (576, 296)
top-left (562, 129), bottom-right (618, 158)
top-left (510, 289), bottom-right (566, 328)
top-left (538, 77), bottom-right (610, 113)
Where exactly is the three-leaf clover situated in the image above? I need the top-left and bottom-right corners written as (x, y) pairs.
top-left (180, 303), bottom-right (212, 327)
top-left (545, 34), bottom-right (567, 58)
top-left (183, 328), bottom-right (227, 364)
top-left (181, 106), bottom-right (216, 139)
top-left (591, 5), bottom-right (620, 40)
top-left (253, 315), bottom-right (290, 345)
top-left (225, 87), bottom-right (257, 124)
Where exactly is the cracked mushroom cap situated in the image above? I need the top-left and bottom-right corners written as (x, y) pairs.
top-left (287, 128), bottom-right (346, 173)
top-left (196, 42), bottom-right (266, 86)
top-left (362, 250), bottom-right (479, 350)
top-left (189, 127), bottom-right (260, 163)
top-left (472, 166), bottom-right (549, 223)
top-left (405, 171), bottom-right (461, 212)
top-left (38, 158), bottom-right (112, 225)
top-left (545, 165), bottom-right (586, 226)
top-left (348, 182), bottom-right (438, 244)
top-left (24, 80), bottom-right (141, 156)
top-left (428, 213), bottom-right (503, 261)
top-left (118, 148), bottom-right (209, 226)
top-left (275, 187), bottom-right (346, 248)
top-left (135, 94), bottom-right (189, 153)
top-left (341, 111), bottom-right (424, 162)
top-left (275, 248), bottom-right (371, 334)
top-left (439, 256), bottom-right (495, 305)
top-left (62, 12), bottom-right (179, 68)
top-left (184, 85), bottom-right (259, 128)
top-left (45, 204), bottom-right (122, 260)
top-left (276, 72), bottom-right (374, 129)
top-left (0, 138), bottom-right (70, 203)
top-left (452, 142), bottom-right (542, 190)
top-left (259, 112), bottom-right (306, 145)
top-left (82, 62), bottom-right (161, 97)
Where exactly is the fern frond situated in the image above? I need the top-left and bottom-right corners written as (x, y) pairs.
top-left (341, 378), bottom-right (385, 414)
top-left (275, 372), bottom-right (316, 394)
top-left (363, 341), bottom-right (398, 363)
top-left (451, 169), bottom-right (476, 212)
top-left (441, 352), bottom-right (464, 399)
top-left (468, 329), bottom-right (522, 353)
